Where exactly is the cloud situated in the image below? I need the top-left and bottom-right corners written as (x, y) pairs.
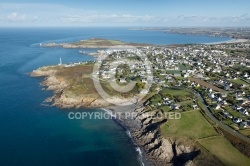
top-left (7, 12), bottom-right (26, 22)
top-left (0, 3), bottom-right (249, 26)
top-left (60, 14), bottom-right (156, 24)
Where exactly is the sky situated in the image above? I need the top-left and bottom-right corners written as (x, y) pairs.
top-left (0, 0), bottom-right (250, 27)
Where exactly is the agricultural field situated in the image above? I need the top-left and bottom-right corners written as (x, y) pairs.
top-left (178, 63), bottom-right (187, 71)
top-left (161, 110), bottom-right (218, 139)
top-left (161, 109), bottom-right (250, 166)
top-left (160, 88), bottom-right (190, 96)
top-left (199, 136), bottom-right (250, 166)
top-left (229, 79), bottom-right (249, 85)
top-left (190, 78), bottom-right (225, 92)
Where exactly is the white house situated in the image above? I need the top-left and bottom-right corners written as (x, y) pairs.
top-left (119, 78), bottom-right (127, 83)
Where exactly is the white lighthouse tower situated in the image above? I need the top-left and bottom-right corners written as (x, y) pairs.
top-left (59, 58), bottom-right (62, 65)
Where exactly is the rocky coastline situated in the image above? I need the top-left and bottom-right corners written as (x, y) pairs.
top-left (107, 105), bottom-right (222, 166)
top-left (30, 66), bottom-right (221, 166)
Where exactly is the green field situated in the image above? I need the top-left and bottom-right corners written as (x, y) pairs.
top-left (178, 64), bottom-right (187, 71)
top-left (161, 109), bottom-right (250, 166)
top-left (166, 70), bottom-right (181, 74)
top-left (161, 88), bottom-right (190, 96)
top-left (159, 105), bottom-right (171, 112)
top-left (161, 110), bottom-right (218, 139)
top-left (229, 79), bottom-right (249, 85)
top-left (176, 100), bottom-right (193, 106)
top-left (199, 136), bottom-right (250, 166)
top-left (238, 129), bottom-right (250, 137)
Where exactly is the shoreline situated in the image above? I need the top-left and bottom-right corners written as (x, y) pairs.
top-left (203, 38), bottom-right (249, 45)
top-left (101, 107), bottom-right (148, 166)
top-left (30, 60), bottom-right (225, 166)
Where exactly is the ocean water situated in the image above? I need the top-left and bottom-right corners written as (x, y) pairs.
top-left (0, 27), bottom-right (230, 166)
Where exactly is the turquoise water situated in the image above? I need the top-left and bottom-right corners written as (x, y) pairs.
top-left (0, 28), bottom-right (230, 166)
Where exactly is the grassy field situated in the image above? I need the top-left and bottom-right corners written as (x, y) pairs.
top-left (161, 110), bottom-right (218, 139)
top-left (229, 79), bottom-right (249, 85)
top-left (55, 64), bottom-right (98, 96)
top-left (238, 129), bottom-right (250, 137)
top-left (161, 88), bottom-right (190, 96)
top-left (166, 70), bottom-right (181, 74)
top-left (159, 105), bottom-right (171, 112)
top-left (199, 136), bottom-right (250, 166)
top-left (176, 100), bottom-right (194, 106)
top-left (178, 63), bottom-right (187, 71)
top-left (54, 63), bottom-right (138, 98)
top-left (161, 109), bottom-right (250, 166)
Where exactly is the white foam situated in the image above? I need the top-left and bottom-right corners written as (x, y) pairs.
top-left (126, 130), bottom-right (132, 138)
top-left (136, 147), bottom-right (145, 166)
top-left (101, 108), bottom-right (145, 166)
top-left (101, 108), bottom-right (115, 118)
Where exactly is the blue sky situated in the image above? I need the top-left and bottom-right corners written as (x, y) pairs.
top-left (0, 0), bottom-right (249, 27)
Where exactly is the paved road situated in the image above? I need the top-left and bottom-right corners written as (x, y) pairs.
top-left (174, 86), bottom-right (250, 144)
top-left (195, 92), bottom-right (250, 143)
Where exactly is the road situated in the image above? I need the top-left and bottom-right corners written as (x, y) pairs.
top-left (174, 86), bottom-right (250, 144)
top-left (195, 92), bottom-right (250, 143)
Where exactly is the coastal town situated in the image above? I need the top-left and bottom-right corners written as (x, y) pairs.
top-left (84, 41), bottom-right (250, 135)
top-left (33, 39), bottom-right (250, 166)
top-left (3, 0), bottom-right (250, 166)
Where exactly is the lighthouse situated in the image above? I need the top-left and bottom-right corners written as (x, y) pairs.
top-left (59, 58), bottom-right (62, 65)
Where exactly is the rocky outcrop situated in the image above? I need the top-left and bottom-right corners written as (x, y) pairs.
top-left (118, 107), bottom-right (220, 166)
top-left (30, 67), bottom-right (123, 108)
top-left (31, 66), bottom-right (222, 166)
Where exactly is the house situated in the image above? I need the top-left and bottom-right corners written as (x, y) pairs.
top-left (221, 111), bottom-right (233, 119)
top-left (208, 88), bottom-right (213, 93)
top-left (209, 93), bottom-right (215, 99)
top-left (170, 104), bottom-right (181, 110)
top-left (217, 97), bottom-right (223, 102)
top-left (239, 122), bottom-right (249, 128)
top-left (184, 73), bottom-right (189, 78)
top-left (141, 78), bottom-right (148, 83)
top-left (212, 104), bottom-right (221, 110)
top-left (163, 97), bottom-right (170, 101)
top-left (163, 100), bottom-right (173, 105)
top-left (192, 105), bottom-right (199, 110)
top-left (221, 92), bottom-right (228, 98)
top-left (102, 74), bottom-right (110, 79)
top-left (174, 73), bottom-right (181, 77)
top-left (233, 118), bottom-right (242, 123)
top-left (119, 78), bottom-right (127, 83)
top-left (140, 89), bottom-right (149, 94)
top-left (221, 100), bottom-right (227, 105)
top-left (239, 108), bottom-right (249, 116)
top-left (224, 84), bottom-right (230, 91)
top-left (243, 73), bottom-right (249, 78)
top-left (233, 105), bottom-right (242, 110)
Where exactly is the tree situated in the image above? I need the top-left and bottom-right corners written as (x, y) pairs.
top-left (136, 82), bottom-right (145, 91)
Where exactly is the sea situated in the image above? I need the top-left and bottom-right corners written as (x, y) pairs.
top-left (0, 27), bottom-right (231, 166)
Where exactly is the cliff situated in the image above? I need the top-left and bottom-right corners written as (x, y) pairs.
top-left (110, 105), bottom-right (222, 166)
top-left (31, 65), bottom-right (222, 166)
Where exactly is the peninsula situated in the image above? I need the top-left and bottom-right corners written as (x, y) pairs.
top-left (31, 39), bottom-right (250, 166)
top-left (41, 38), bottom-right (151, 48)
